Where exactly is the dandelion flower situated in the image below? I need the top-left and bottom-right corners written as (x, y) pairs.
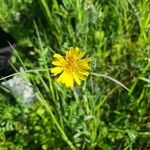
top-left (51, 47), bottom-right (91, 88)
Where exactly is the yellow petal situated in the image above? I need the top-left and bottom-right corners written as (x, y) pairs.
top-left (73, 47), bottom-right (85, 60)
top-left (79, 64), bottom-right (91, 70)
top-left (52, 61), bottom-right (63, 66)
top-left (75, 47), bottom-right (80, 53)
top-left (80, 71), bottom-right (90, 76)
top-left (78, 52), bottom-right (85, 59)
top-left (79, 58), bottom-right (91, 63)
top-left (51, 67), bottom-right (63, 75)
top-left (56, 72), bottom-right (64, 83)
top-left (64, 72), bottom-right (74, 88)
top-left (76, 71), bottom-right (86, 80)
top-left (69, 47), bottom-right (74, 51)
top-left (65, 48), bottom-right (73, 58)
top-left (53, 53), bottom-right (64, 60)
top-left (57, 71), bottom-right (74, 88)
top-left (72, 72), bottom-right (81, 85)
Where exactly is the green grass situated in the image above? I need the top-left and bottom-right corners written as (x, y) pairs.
top-left (0, 0), bottom-right (150, 149)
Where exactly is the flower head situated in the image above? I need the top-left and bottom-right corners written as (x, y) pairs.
top-left (51, 47), bottom-right (91, 88)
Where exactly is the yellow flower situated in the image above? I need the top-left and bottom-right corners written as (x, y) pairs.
top-left (51, 47), bottom-right (91, 88)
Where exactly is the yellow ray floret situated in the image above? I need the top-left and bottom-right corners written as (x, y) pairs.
top-left (51, 47), bottom-right (91, 88)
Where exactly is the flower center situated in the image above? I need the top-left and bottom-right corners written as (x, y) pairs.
top-left (64, 60), bottom-right (76, 72)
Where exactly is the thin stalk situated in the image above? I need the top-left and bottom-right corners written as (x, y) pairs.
top-left (91, 73), bottom-right (129, 91)
top-left (38, 0), bottom-right (52, 25)
top-left (0, 68), bottom-right (51, 81)
top-left (34, 21), bottom-right (56, 101)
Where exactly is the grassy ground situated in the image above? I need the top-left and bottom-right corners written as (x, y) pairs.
top-left (0, 0), bottom-right (150, 149)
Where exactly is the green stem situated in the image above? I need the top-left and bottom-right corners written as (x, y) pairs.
top-left (91, 72), bottom-right (129, 91)
top-left (38, 0), bottom-right (52, 25)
